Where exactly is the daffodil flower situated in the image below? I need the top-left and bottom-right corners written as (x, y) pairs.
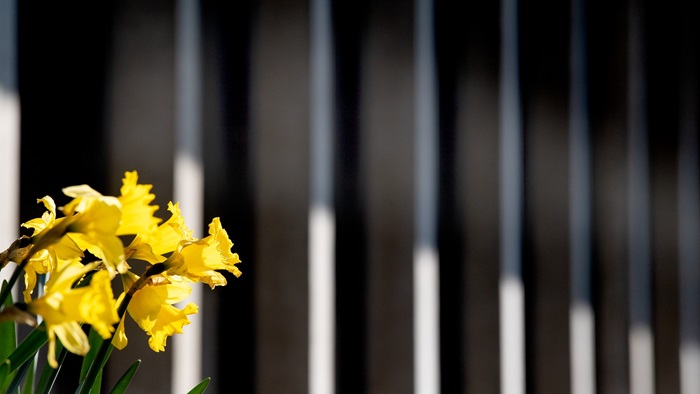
top-left (20, 196), bottom-right (83, 302)
top-left (162, 217), bottom-right (242, 288)
top-left (124, 201), bottom-right (194, 264)
top-left (27, 262), bottom-right (119, 368)
top-left (113, 271), bottom-right (198, 352)
top-left (60, 185), bottom-right (126, 275)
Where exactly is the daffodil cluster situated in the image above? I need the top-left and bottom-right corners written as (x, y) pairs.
top-left (0, 171), bottom-right (242, 370)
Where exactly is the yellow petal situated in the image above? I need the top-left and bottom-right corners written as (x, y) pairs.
top-left (51, 321), bottom-right (90, 357)
top-left (117, 171), bottom-right (161, 236)
top-left (148, 202), bottom-right (194, 257)
top-left (147, 302), bottom-right (198, 352)
top-left (112, 316), bottom-right (129, 350)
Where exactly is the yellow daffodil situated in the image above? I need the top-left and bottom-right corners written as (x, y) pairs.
top-left (124, 201), bottom-right (194, 264)
top-left (162, 217), bottom-right (241, 288)
top-left (61, 185), bottom-right (126, 275)
top-left (116, 171), bottom-right (162, 236)
top-left (113, 272), bottom-right (198, 352)
top-left (27, 262), bottom-right (119, 368)
top-left (21, 196), bottom-right (83, 302)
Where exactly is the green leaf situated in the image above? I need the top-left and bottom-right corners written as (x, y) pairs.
top-left (4, 355), bottom-right (33, 394)
top-left (0, 281), bottom-right (17, 360)
top-left (75, 338), bottom-right (113, 394)
top-left (186, 377), bottom-right (211, 394)
top-left (0, 281), bottom-right (17, 393)
top-left (0, 323), bottom-right (48, 374)
top-left (21, 356), bottom-right (36, 394)
top-left (109, 360), bottom-right (140, 394)
top-left (80, 327), bottom-right (105, 381)
top-left (35, 341), bottom-right (67, 394)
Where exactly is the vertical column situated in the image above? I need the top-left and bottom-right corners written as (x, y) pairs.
top-left (104, 1), bottom-right (175, 391)
top-left (499, 0), bottom-right (525, 392)
top-left (309, 0), bottom-right (335, 392)
top-left (452, 0), bottom-right (502, 391)
top-left (173, 0), bottom-right (204, 392)
top-left (0, 0), bottom-right (19, 285)
top-left (252, 0), bottom-right (310, 392)
top-left (363, 0), bottom-right (415, 392)
top-left (587, 1), bottom-right (630, 392)
top-left (679, 7), bottom-right (700, 394)
top-left (627, 1), bottom-right (654, 393)
top-left (333, 0), bottom-right (368, 391)
top-left (647, 2), bottom-right (681, 391)
top-left (414, 0), bottom-right (439, 392)
top-left (520, 0), bottom-right (573, 390)
top-left (569, 0), bottom-right (595, 393)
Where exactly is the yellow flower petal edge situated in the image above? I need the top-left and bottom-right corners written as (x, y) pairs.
top-left (119, 272), bottom-right (198, 352)
top-left (117, 171), bottom-right (162, 236)
top-left (164, 217), bottom-right (241, 288)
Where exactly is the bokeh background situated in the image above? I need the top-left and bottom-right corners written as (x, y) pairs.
top-left (1, 0), bottom-right (700, 393)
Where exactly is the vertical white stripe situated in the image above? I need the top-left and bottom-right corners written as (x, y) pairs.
top-left (627, 2), bottom-right (654, 394)
top-left (173, 0), bottom-right (204, 392)
top-left (500, 0), bottom-right (525, 392)
top-left (0, 0), bottom-right (20, 293)
top-left (310, 0), bottom-right (336, 392)
top-left (414, 0), bottom-right (440, 392)
top-left (569, 0), bottom-right (596, 393)
top-left (309, 208), bottom-right (335, 394)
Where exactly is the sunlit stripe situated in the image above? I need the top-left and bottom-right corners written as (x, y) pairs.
top-left (500, 277), bottom-right (525, 394)
top-left (678, 28), bottom-right (700, 394)
top-left (571, 303), bottom-right (596, 394)
top-left (630, 326), bottom-right (654, 394)
top-left (173, 0), bottom-right (204, 392)
top-left (627, 2), bottom-right (654, 393)
top-left (309, 208), bottom-right (335, 394)
top-left (500, 0), bottom-right (525, 391)
top-left (569, 0), bottom-right (595, 392)
top-left (0, 0), bottom-right (20, 299)
top-left (414, 247), bottom-right (439, 394)
top-left (309, 0), bottom-right (336, 392)
top-left (414, 0), bottom-right (440, 391)
top-left (680, 343), bottom-right (700, 394)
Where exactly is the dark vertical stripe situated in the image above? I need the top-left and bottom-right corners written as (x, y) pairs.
top-left (251, 0), bottom-right (311, 392)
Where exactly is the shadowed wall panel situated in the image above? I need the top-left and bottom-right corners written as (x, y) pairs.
top-left (201, 1), bottom-right (256, 393)
top-left (361, 0), bottom-right (415, 392)
top-left (251, 0), bottom-right (310, 392)
top-left (103, 1), bottom-right (176, 392)
top-left (333, 0), bottom-right (369, 392)
top-left (520, 0), bottom-right (572, 392)
top-left (435, 0), bottom-right (502, 391)
top-left (588, 0), bottom-right (630, 392)
top-left (647, 0), bottom-right (681, 391)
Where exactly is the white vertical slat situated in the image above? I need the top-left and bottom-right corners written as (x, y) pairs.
top-left (414, 0), bottom-right (440, 392)
top-left (0, 0), bottom-right (20, 289)
top-left (569, 0), bottom-right (596, 393)
top-left (499, 0), bottom-right (525, 392)
top-left (678, 29), bottom-right (700, 394)
top-left (627, 2), bottom-right (654, 394)
top-left (173, 0), bottom-right (204, 392)
top-left (309, 0), bottom-right (336, 392)
top-left (413, 0), bottom-right (440, 394)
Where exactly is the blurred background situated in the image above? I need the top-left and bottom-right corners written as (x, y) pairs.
top-left (1, 0), bottom-right (699, 393)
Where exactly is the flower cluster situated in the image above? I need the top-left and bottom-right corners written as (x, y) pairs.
top-left (0, 170), bottom-right (242, 375)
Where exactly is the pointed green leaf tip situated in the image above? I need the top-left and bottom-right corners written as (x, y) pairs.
top-left (109, 359), bottom-right (141, 394)
top-left (187, 377), bottom-right (211, 394)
